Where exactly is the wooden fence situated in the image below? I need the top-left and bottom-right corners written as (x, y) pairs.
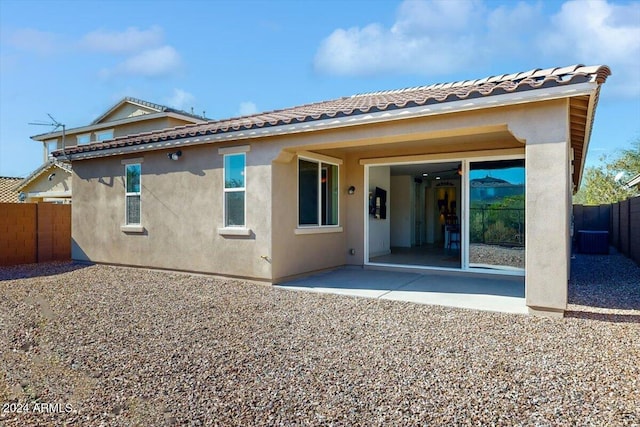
top-left (0, 203), bottom-right (71, 266)
top-left (573, 196), bottom-right (640, 266)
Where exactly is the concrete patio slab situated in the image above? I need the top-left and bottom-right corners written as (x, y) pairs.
top-left (278, 266), bottom-right (527, 314)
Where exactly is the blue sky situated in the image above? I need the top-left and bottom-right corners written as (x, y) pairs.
top-left (1, 0), bottom-right (639, 178)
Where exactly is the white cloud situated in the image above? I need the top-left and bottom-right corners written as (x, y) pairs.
top-left (314, 0), bottom-right (487, 77)
top-left (81, 26), bottom-right (164, 54)
top-left (103, 46), bottom-right (183, 78)
top-left (539, 0), bottom-right (640, 96)
top-left (6, 28), bottom-right (63, 55)
top-left (238, 101), bottom-right (258, 116)
top-left (166, 89), bottom-right (195, 110)
top-left (314, 0), bottom-right (640, 97)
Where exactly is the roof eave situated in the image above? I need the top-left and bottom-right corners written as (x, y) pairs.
top-left (574, 84), bottom-right (602, 192)
top-left (31, 111), bottom-right (206, 141)
top-left (60, 81), bottom-right (600, 162)
top-left (13, 160), bottom-right (72, 191)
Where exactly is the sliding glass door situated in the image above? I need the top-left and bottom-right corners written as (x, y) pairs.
top-left (468, 159), bottom-right (525, 271)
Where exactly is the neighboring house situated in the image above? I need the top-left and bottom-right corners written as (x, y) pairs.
top-left (0, 177), bottom-right (22, 203)
top-left (469, 176), bottom-right (525, 202)
top-left (54, 64), bottom-right (610, 318)
top-left (626, 173), bottom-right (640, 193)
top-left (15, 97), bottom-right (208, 203)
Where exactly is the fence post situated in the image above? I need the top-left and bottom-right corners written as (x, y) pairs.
top-left (627, 198), bottom-right (631, 261)
top-left (481, 206), bottom-right (486, 244)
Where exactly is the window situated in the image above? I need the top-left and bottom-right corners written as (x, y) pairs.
top-left (46, 140), bottom-right (58, 157)
top-left (224, 153), bottom-right (245, 227)
top-left (76, 133), bottom-right (91, 145)
top-left (125, 163), bottom-right (141, 225)
top-left (298, 158), bottom-right (338, 226)
top-left (96, 130), bottom-right (114, 141)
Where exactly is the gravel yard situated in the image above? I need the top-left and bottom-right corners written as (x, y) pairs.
top-left (1, 253), bottom-right (639, 426)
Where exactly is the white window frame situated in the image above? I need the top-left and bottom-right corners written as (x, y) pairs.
top-left (296, 153), bottom-right (342, 233)
top-left (361, 150), bottom-right (524, 276)
top-left (223, 152), bottom-right (246, 228)
top-left (217, 145), bottom-right (251, 236)
top-left (76, 133), bottom-right (91, 145)
top-left (95, 129), bottom-right (114, 142)
top-left (46, 139), bottom-right (58, 158)
top-left (121, 158), bottom-right (144, 233)
top-left (464, 154), bottom-right (525, 274)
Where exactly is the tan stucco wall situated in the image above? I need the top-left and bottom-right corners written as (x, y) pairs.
top-left (21, 168), bottom-right (72, 202)
top-left (270, 152), bottom-right (348, 281)
top-left (72, 98), bottom-right (574, 315)
top-left (72, 143), bottom-right (272, 280)
top-left (520, 100), bottom-right (572, 315)
top-left (23, 169), bottom-right (71, 194)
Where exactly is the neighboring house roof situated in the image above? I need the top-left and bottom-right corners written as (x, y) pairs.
top-left (0, 177), bottom-right (22, 203)
top-left (13, 160), bottom-right (72, 192)
top-left (626, 173), bottom-right (640, 189)
top-left (31, 97), bottom-right (210, 141)
top-left (90, 97), bottom-right (210, 125)
top-left (54, 64), bottom-right (610, 186)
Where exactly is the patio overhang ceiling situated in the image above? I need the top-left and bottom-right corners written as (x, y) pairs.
top-left (276, 124), bottom-right (523, 162)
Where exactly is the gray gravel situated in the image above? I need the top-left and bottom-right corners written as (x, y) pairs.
top-left (1, 253), bottom-right (639, 426)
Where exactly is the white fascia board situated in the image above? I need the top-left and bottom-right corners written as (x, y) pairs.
top-left (26, 190), bottom-right (72, 198)
top-left (64, 82), bottom-right (598, 161)
top-left (31, 111), bottom-right (203, 141)
top-left (626, 174), bottom-right (640, 188)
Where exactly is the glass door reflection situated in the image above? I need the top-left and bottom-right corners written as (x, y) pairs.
top-left (468, 159), bottom-right (525, 270)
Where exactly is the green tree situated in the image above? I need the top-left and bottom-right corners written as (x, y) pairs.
top-left (574, 139), bottom-right (640, 205)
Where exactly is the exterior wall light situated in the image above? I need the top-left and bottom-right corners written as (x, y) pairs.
top-left (348, 186), bottom-right (356, 195)
top-left (168, 150), bottom-right (182, 161)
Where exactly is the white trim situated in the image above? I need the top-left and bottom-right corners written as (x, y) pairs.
top-left (294, 226), bottom-right (343, 235)
top-left (364, 165), bottom-right (369, 264)
top-left (297, 156), bottom-right (340, 228)
top-left (223, 152), bottom-right (246, 228)
top-left (217, 227), bottom-right (252, 236)
top-left (297, 151), bottom-right (343, 165)
top-left (95, 128), bottom-right (114, 142)
top-left (124, 163), bottom-right (142, 226)
top-left (364, 153), bottom-right (526, 275)
top-left (626, 173), bottom-right (640, 188)
top-left (63, 82), bottom-right (598, 162)
top-left (121, 225), bottom-right (144, 233)
top-left (26, 190), bottom-right (72, 198)
top-left (218, 145), bottom-right (251, 155)
top-left (121, 157), bottom-right (144, 165)
top-left (76, 133), bottom-right (91, 145)
top-left (465, 154), bottom-right (526, 273)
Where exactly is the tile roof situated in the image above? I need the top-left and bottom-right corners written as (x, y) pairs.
top-left (55, 64), bottom-right (610, 158)
top-left (0, 177), bottom-right (22, 203)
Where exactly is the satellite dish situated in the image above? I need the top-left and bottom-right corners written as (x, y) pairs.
top-left (614, 171), bottom-right (625, 183)
top-left (18, 192), bottom-right (27, 202)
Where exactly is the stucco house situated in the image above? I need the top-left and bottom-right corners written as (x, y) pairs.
top-left (54, 65), bottom-right (610, 317)
top-left (15, 97), bottom-right (208, 203)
